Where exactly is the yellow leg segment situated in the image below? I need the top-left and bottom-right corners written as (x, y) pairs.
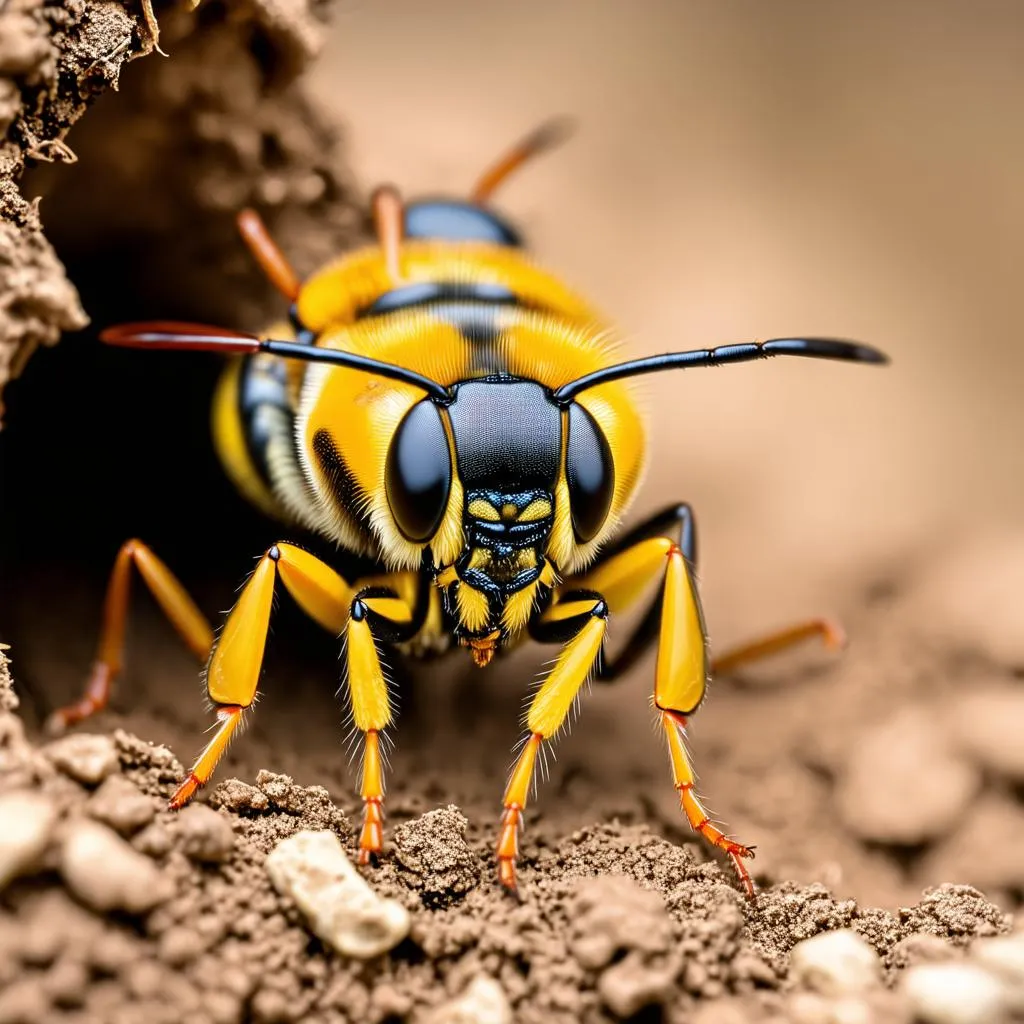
top-left (651, 544), bottom-right (755, 896)
top-left (172, 543), bottom-right (353, 807)
top-left (498, 603), bottom-right (606, 890)
top-left (344, 592), bottom-right (417, 863)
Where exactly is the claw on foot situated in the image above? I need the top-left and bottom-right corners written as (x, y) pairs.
top-left (45, 662), bottom-right (113, 735)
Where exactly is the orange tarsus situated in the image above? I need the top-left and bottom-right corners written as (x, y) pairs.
top-left (470, 118), bottom-right (575, 204)
top-left (711, 617), bottom-right (847, 675)
top-left (371, 185), bottom-right (405, 284)
top-left (169, 773), bottom-right (201, 809)
top-left (358, 797), bottom-right (384, 864)
top-left (236, 208), bottom-right (302, 302)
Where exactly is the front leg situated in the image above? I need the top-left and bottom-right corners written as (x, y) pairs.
top-left (498, 593), bottom-right (609, 889)
top-left (578, 534), bottom-right (756, 897)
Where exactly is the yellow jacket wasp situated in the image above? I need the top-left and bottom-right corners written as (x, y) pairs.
top-left (49, 122), bottom-right (887, 895)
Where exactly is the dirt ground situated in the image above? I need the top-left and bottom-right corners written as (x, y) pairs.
top-left (3, 2), bottom-right (1024, 1023)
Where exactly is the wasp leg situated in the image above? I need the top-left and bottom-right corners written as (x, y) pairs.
top-left (500, 593), bottom-right (608, 889)
top-left (343, 580), bottom-right (428, 864)
top-left (573, 533), bottom-right (756, 897)
top-left (47, 539), bottom-right (215, 734)
top-left (710, 618), bottom-right (846, 674)
top-left (170, 543), bottom-right (352, 808)
top-left (572, 504), bottom-right (844, 681)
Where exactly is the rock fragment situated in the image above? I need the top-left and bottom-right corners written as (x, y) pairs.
top-left (265, 829), bottom-right (409, 958)
top-left (175, 804), bottom-right (235, 863)
top-left (45, 734), bottom-right (119, 786)
top-left (789, 929), bottom-right (882, 996)
top-left (424, 976), bottom-right (513, 1024)
top-left (836, 708), bottom-right (979, 845)
top-left (567, 875), bottom-right (673, 969)
top-left (947, 688), bottom-right (1024, 782)
top-left (0, 791), bottom-right (58, 889)
top-left (901, 962), bottom-right (1010, 1024)
top-left (392, 806), bottom-right (479, 905)
top-left (598, 950), bottom-right (679, 1018)
top-left (60, 820), bottom-right (173, 914)
top-left (87, 775), bottom-right (156, 835)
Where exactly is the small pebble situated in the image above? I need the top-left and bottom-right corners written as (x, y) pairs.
top-left (133, 822), bottom-right (174, 859)
top-left (87, 775), bottom-right (156, 835)
top-left (972, 934), bottom-right (1024, 1010)
top-left (836, 708), bottom-right (979, 845)
top-left (60, 820), bottom-right (174, 914)
top-left (902, 962), bottom-right (1010, 1024)
top-left (175, 804), bottom-right (235, 863)
top-left (948, 689), bottom-right (1024, 783)
top-left (789, 929), bottom-right (882, 996)
top-left (266, 830), bottom-right (409, 958)
top-left (597, 950), bottom-right (678, 1018)
top-left (0, 791), bottom-right (58, 889)
top-left (424, 975), bottom-right (513, 1024)
top-left (45, 733), bottom-right (119, 786)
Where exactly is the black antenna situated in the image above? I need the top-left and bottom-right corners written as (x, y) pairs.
top-left (101, 322), bottom-right (452, 403)
top-left (553, 338), bottom-right (888, 404)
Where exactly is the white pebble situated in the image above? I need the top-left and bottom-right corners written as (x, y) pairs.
top-left (902, 962), bottom-right (1010, 1024)
top-left (61, 820), bottom-right (173, 914)
top-left (45, 734), bottom-right (119, 786)
top-left (0, 792), bottom-right (58, 889)
top-left (836, 708), bottom-right (979, 845)
top-left (972, 935), bottom-right (1024, 1011)
top-left (789, 930), bottom-right (882, 996)
top-left (266, 830), bottom-right (409, 958)
top-left (425, 976), bottom-right (513, 1024)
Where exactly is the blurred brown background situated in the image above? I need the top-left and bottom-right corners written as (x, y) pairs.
top-left (312, 0), bottom-right (1024, 640)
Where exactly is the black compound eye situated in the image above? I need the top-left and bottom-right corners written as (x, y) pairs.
top-left (385, 400), bottom-right (452, 542)
top-left (566, 403), bottom-right (615, 542)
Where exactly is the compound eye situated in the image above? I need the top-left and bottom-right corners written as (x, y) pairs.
top-left (566, 403), bottom-right (615, 542)
top-left (385, 399), bottom-right (452, 542)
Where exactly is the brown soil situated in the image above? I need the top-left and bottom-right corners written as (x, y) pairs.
top-left (4, 3), bottom-right (1024, 1023)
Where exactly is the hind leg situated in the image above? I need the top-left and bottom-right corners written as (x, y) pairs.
top-left (47, 539), bottom-right (214, 733)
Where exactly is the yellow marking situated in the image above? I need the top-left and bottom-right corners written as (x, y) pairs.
top-left (435, 565), bottom-right (458, 587)
top-left (211, 360), bottom-right (281, 519)
top-left (501, 503), bottom-right (517, 520)
top-left (469, 499), bottom-right (501, 521)
top-left (574, 536), bottom-right (674, 615)
top-left (503, 733), bottom-right (541, 809)
top-left (207, 556), bottom-right (276, 707)
top-left (527, 614), bottom-right (606, 737)
top-left (456, 584), bottom-right (490, 633)
top-left (517, 498), bottom-right (552, 522)
top-left (502, 582), bottom-right (539, 636)
top-left (542, 599), bottom-right (598, 623)
top-left (654, 551), bottom-right (708, 715)
top-left (469, 548), bottom-right (491, 570)
top-left (540, 562), bottom-right (558, 588)
top-left (296, 241), bottom-right (597, 332)
top-left (362, 596), bottom-right (412, 623)
top-left (346, 617), bottom-right (392, 732)
top-left (275, 543), bottom-right (351, 634)
top-left (515, 549), bottom-right (537, 570)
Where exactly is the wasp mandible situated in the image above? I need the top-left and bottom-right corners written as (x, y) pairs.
top-left (49, 122), bottom-right (887, 895)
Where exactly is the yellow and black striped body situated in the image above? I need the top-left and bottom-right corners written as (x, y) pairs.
top-left (212, 202), bottom-right (648, 657)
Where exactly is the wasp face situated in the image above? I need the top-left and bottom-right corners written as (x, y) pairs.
top-left (384, 376), bottom-right (616, 661)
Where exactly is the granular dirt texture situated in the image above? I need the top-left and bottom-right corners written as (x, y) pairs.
top-left (0, 631), bottom-right (1021, 1024)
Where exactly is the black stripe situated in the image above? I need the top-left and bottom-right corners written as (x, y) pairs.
top-left (312, 428), bottom-right (375, 537)
top-left (237, 355), bottom-right (294, 491)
